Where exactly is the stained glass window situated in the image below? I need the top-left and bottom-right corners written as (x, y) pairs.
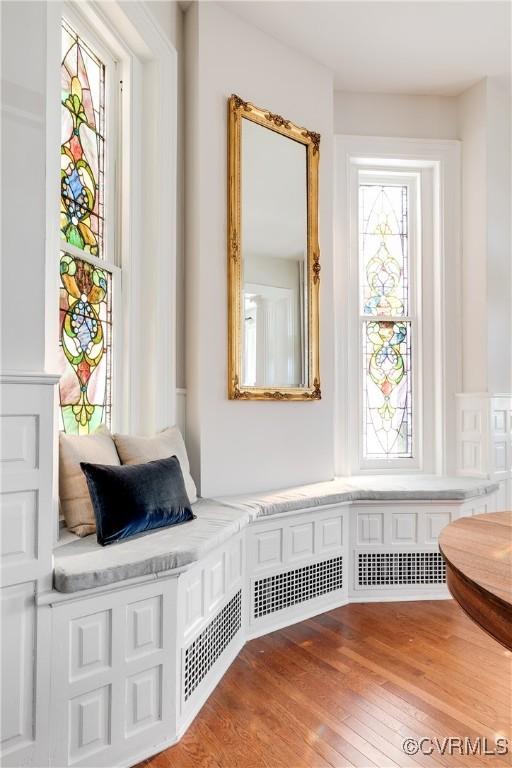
top-left (360, 184), bottom-right (408, 317)
top-left (359, 183), bottom-right (413, 459)
top-left (61, 19), bottom-right (105, 257)
top-left (59, 19), bottom-right (113, 434)
top-left (58, 253), bottom-right (112, 434)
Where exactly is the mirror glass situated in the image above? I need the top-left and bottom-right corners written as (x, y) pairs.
top-left (241, 118), bottom-right (308, 389)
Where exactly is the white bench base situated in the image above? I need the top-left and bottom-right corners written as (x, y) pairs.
top-left (26, 489), bottom-right (498, 768)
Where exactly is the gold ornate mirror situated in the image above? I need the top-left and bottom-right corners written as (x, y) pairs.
top-left (228, 94), bottom-right (321, 401)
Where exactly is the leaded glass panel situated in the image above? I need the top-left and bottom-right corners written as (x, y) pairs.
top-left (362, 320), bottom-right (413, 459)
top-left (61, 19), bottom-right (105, 257)
top-left (58, 253), bottom-right (112, 434)
top-left (359, 184), bottom-right (408, 316)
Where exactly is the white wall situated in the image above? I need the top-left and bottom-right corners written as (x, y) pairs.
top-left (146, 1), bottom-right (187, 390)
top-left (1, 1), bottom-right (48, 373)
top-left (185, 1), bottom-right (335, 497)
top-left (458, 77), bottom-right (512, 395)
top-left (485, 76), bottom-right (511, 394)
top-left (334, 91), bottom-right (458, 139)
top-left (458, 80), bottom-right (489, 393)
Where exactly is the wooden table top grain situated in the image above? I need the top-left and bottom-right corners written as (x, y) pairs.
top-left (439, 511), bottom-right (512, 650)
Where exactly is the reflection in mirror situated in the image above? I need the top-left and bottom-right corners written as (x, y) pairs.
top-left (241, 120), bottom-right (308, 388)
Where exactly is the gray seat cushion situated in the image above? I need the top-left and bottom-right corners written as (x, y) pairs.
top-left (216, 479), bottom-right (359, 520)
top-left (216, 475), bottom-right (499, 519)
top-left (346, 474), bottom-right (499, 501)
top-left (54, 499), bottom-right (249, 593)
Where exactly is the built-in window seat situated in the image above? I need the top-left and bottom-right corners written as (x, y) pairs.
top-left (53, 500), bottom-right (250, 593)
top-left (215, 474), bottom-right (498, 518)
top-left (44, 474), bottom-right (498, 768)
top-left (52, 474), bottom-right (497, 595)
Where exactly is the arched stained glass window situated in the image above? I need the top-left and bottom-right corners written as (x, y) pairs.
top-left (59, 18), bottom-right (114, 435)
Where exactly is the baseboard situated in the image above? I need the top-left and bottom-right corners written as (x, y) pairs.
top-left (348, 589), bottom-right (451, 603)
top-left (117, 735), bottom-right (180, 768)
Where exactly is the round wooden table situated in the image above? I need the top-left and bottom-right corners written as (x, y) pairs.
top-left (439, 511), bottom-right (512, 650)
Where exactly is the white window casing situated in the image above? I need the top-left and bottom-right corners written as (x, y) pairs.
top-left (335, 136), bottom-right (461, 477)
top-left (46, 0), bottom-right (178, 436)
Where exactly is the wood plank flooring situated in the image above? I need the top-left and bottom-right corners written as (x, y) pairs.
top-left (138, 601), bottom-right (512, 768)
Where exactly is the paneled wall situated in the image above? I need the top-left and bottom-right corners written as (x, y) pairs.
top-left (184, 1), bottom-right (335, 497)
top-left (1, 375), bottom-right (58, 767)
top-left (456, 393), bottom-right (512, 509)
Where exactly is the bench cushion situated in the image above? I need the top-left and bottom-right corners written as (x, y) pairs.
top-left (54, 499), bottom-right (249, 593)
top-left (346, 475), bottom-right (499, 501)
top-left (216, 475), bottom-right (499, 519)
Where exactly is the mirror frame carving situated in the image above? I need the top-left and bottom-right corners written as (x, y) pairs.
top-left (227, 94), bottom-right (321, 401)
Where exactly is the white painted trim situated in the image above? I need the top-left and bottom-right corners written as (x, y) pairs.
top-left (349, 592), bottom-right (451, 604)
top-left (44, 1), bottom-right (63, 379)
top-left (44, 1), bottom-right (178, 436)
top-left (334, 135), bottom-right (461, 477)
top-left (0, 372), bottom-right (61, 385)
top-left (455, 391), bottom-right (512, 508)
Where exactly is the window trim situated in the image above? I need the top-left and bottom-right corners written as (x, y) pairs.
top-left (334, 135), bottom-right (462, 477)
top-left (354, 169), bottom-right (421, 469)
top-left (46, 0), bottom-right (179, 438)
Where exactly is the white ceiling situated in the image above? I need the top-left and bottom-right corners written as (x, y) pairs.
top-left (221, 1), bottom-right (511, 96)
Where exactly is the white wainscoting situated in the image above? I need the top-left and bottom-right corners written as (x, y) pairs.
top-left (246, 505), bottom-right (349, 638)
top-left (456, 393), bottom-right (512, 508)
top-left (44, 531), bottom-right (245, 768)
top-left (49, 578), bottom-right (178, 768)
top-left (0, 373), bottom-right (58, 768)
top-left (349, 495), bottom-right (496, 602)
top-left (1, 376), bottom-right (502, 768)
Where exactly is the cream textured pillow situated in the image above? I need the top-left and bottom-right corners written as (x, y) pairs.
top-left (113, 427), bottom-right (197, 504)
top-left (59, 428), bottom-right (121, 537)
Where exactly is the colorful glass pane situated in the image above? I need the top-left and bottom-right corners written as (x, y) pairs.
top-left (58, 253), bottom-right (112, 434)
top-left (61, 19), bottom-right (105, 257)
top-left (359, 184), bottom-right (408, 316)
top-left (362, 320), bottom-right (412, 459)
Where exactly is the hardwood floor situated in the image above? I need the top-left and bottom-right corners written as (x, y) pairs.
top-left (139, 601), bottom-right (512, 768)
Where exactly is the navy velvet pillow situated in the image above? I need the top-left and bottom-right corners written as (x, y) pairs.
top-left (80, 455), bottom-right (195, 546)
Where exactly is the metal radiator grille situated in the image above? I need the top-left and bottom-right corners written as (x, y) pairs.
top-left (183, 590), bottom-right (242, 701)
top-left (357, 551), bottom-right (446, 587)
top-left (254, 556), bottom-right (343, 619)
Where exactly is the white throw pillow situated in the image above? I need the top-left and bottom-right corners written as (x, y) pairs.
top-left (59, 427), bottom-right (121, 537)
top-left (113, 426), bottom-right (197, 504)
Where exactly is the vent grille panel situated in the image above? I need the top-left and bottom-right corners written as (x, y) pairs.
top-left (357, 551), bottom-right (446, 587)
top-left (184, 590), bottom-right (241, 701)
top-left (254, 556), bottom-right (343, 619)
